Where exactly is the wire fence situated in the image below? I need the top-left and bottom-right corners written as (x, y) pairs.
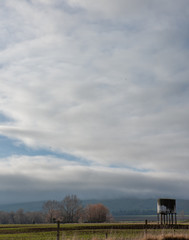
top-left (1, 223), bottom-right (189, 240)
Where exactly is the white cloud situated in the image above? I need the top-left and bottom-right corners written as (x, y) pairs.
top-left (66, 0), bottom-right (189, 26)
top-left (0, 0), bottom-right (189, 199)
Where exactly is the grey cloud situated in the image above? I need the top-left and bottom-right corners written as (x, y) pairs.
top-left (67, 0), bottom-right (189, 25)
top-left (0, 156), bottom-right (189, 203)
top-left (0, 0), bottom-right (189, 200)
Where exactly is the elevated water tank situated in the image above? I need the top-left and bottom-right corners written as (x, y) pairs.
top-left (157, 198), bottom-right (176, 214)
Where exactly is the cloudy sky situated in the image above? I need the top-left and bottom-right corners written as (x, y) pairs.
top-left (0, 0), bottom-right (189, 204)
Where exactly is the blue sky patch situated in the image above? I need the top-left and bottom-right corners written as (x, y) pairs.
top-left (109, 164), bottom-right (151, 173)
top-left (0, 135), bottom-right (89, 165)
top-left (0, 113), bottom-right (13, 123)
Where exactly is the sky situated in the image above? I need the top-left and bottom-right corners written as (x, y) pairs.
top-left (0, 0), bottom-right (189, 204)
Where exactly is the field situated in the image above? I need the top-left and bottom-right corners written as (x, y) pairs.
top-left (1, 223), bottom-right (189, 240)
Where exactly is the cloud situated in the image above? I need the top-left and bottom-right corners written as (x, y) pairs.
top-left (66, 0), bottom-right (189, 26)
top-left (0, 0), bottom-right (189, 200)
top-left (0, 155), bottom-right (189, 203)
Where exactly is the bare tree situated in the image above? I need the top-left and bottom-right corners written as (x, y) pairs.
top-left (59, 195), bottom-right (83, 223)
top-left (8, 211), bottom-right (15, 224)
top-left (14, 209), bottom-right (27, 224)
top-left (26, 211), bottom-right (45, 224)
top-left (0, 210), bottom-right (45, 224)
top-left (0, 211), bottom-right (9, 224)
top-left (43, 200), bottom-right (60, 223)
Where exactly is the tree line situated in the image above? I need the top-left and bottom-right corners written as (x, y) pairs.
top-left (43, 194), bottom-right (112, 223)
top-left (0, 195), bottom-right (112, 224)
top-left (0, 209), bottom-right (44, 224)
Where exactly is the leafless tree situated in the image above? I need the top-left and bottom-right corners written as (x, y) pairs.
top-left (14, 209), bottom-right (27, 224)
top-left (43, 200), bottom-right (60, 223)
top-left (25, 211), bottom-right (45, 224)
top-left (59, 194), bottom-right (83, 223)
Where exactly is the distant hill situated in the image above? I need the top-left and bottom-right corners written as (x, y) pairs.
top-left (0, 201), bottom-right (44, 212)
top-left (83, 199), bottom-right (189, 216)
top-left (1, 198), bottom-right (189, 217)
top-left (82, 198), bottom-right (157, 216)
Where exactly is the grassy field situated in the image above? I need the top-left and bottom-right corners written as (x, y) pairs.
top-left (0, 224), bottom-right (57, 240)
top-left (1, 223), bottom-right (189, 240)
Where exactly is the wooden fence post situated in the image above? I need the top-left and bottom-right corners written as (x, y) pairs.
top-left (57, 220), bottom-right (60, 240)
top-left (145, 219), bottom-right (148, 239)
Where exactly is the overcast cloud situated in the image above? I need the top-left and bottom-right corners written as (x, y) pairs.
top-left (0, 0), bottom-right (189, 203)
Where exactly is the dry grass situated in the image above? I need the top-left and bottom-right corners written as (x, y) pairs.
top-left (88, 234), bottom-right (189, 240)
top-left (144, 234), bottom-right (189, 240)
top-left (137, 234), bottom-right (189, 240)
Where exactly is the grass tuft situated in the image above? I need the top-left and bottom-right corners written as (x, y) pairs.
top-left (141, 234), bottom-right (189, 240)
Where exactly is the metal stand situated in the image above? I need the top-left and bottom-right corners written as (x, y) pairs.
top-left (158, 213), bottom-right (177, 225)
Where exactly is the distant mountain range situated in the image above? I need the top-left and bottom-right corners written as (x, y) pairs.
top-left (1, 198), bottom-right (189, 217)
top-left (83, 198), bottom-right (189, 216)
top-left (0, 201), bottom-right (44, 212)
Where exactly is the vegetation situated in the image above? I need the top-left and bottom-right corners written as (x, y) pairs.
top-left (0, 195), bottom-right (111, 224)
top-left (43, 195), bottom-right (112, 223)
top-left (0, 223), bottom-right (189, 240)
top-left (0, 209), bottom-right (45, 224)
top-left (59, 195), bottom-right (83, 223)
top-left (1, 198), bottom-right (189, 219)
top-left (1, 195), bottom-right (189, 239)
